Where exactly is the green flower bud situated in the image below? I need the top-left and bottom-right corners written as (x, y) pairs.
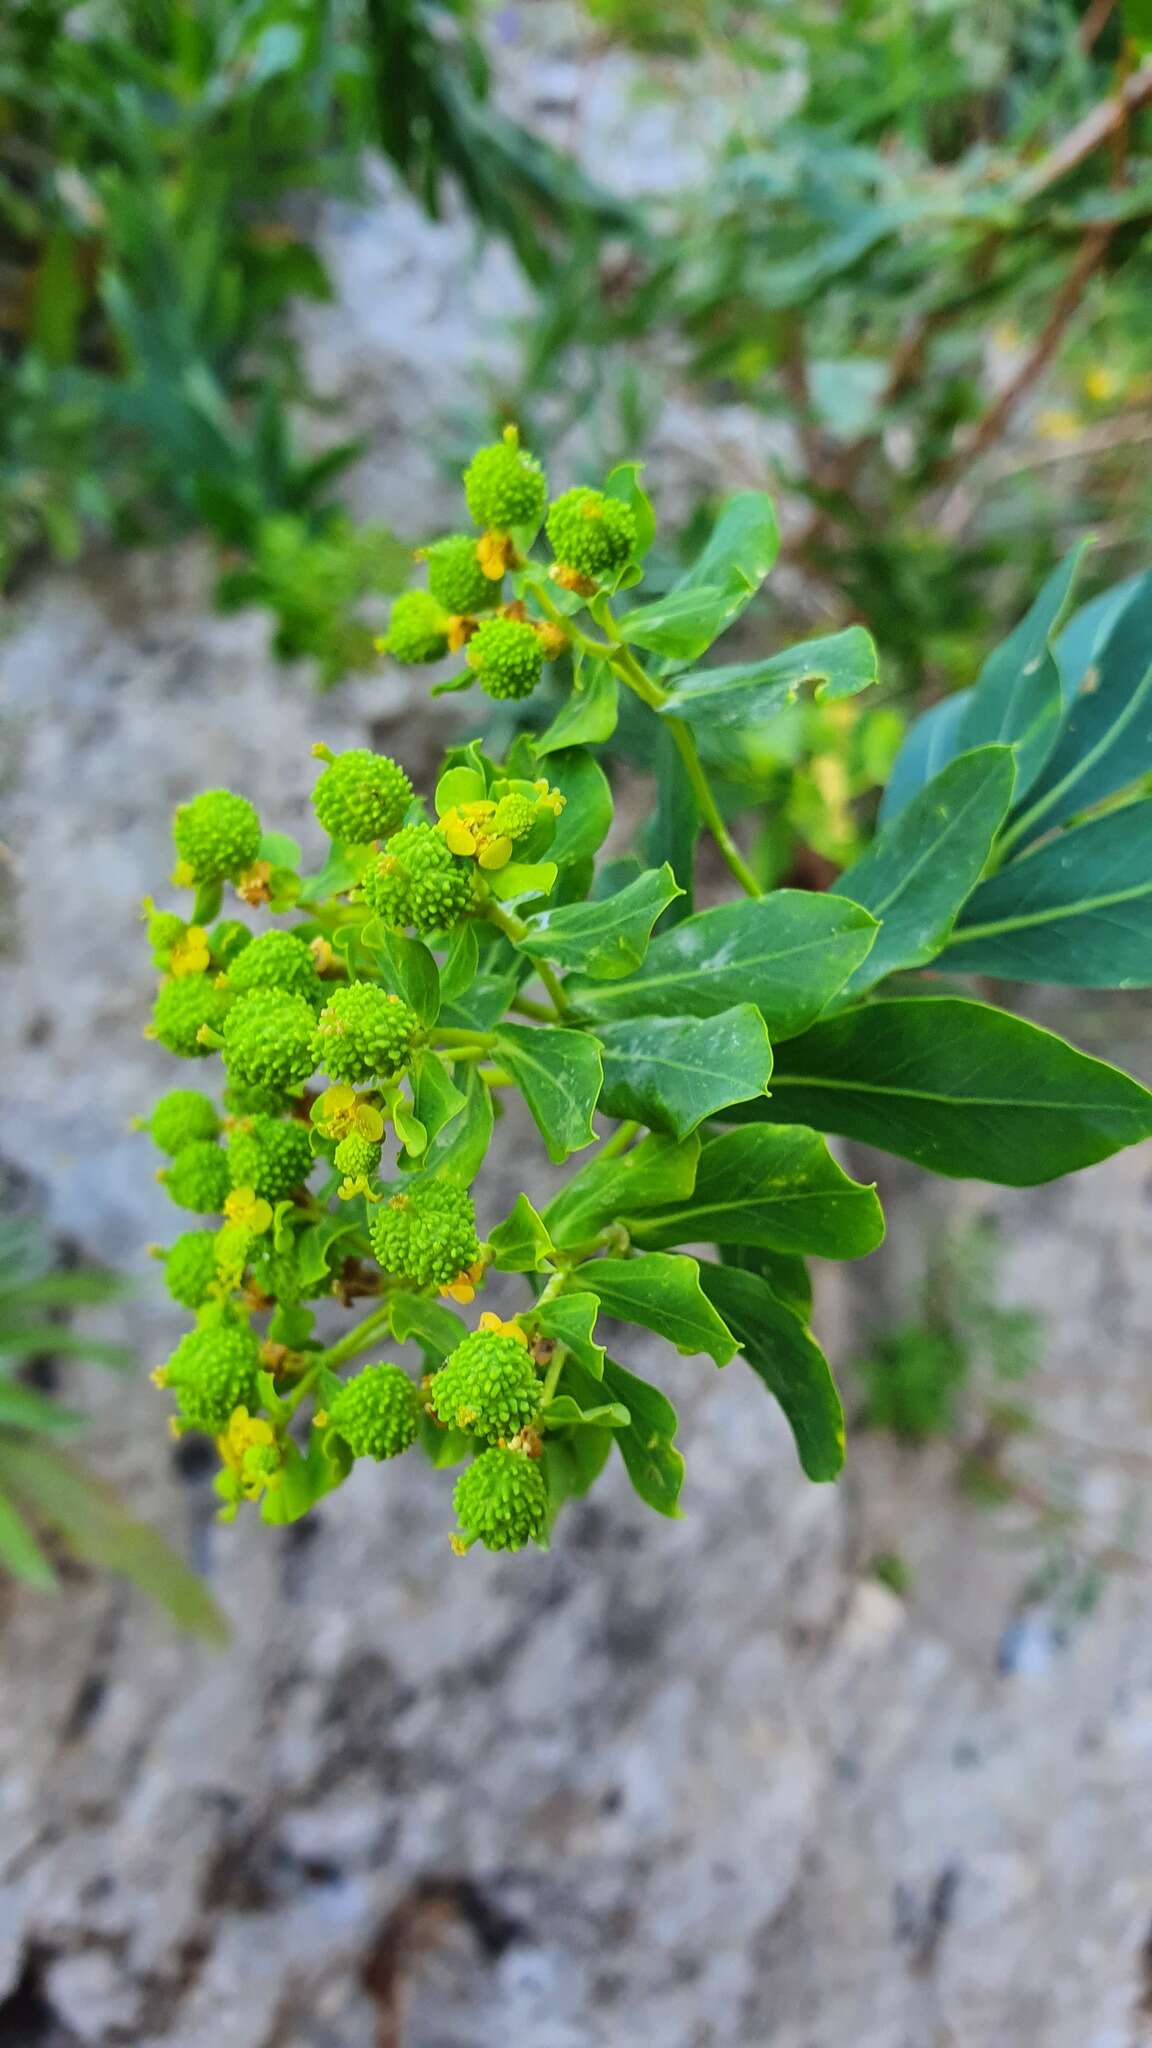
top-left (333, 1132), bottom-right (382, 1182)
top-left (545, 487), bottom-right (636, 581)
top-left (221, 991), bottom-right (317, 1097)
top-left (150, 975), bottom-right (231, 1059)
top-left (369, 1178), bottom-right (479, 1288)
top-left (383, 590), bottom-right (450, 664)
top-left (172, 789), bottom-right (262, 884)
top-left (145, 906), bottom-right (186, 970)
top-left (429, 1331), bottom-right (540, 1444)
top-left (227, 930), bottom-right (323, 1005)
top-left (490, 791), bottom-right (537, 842)
top-left (227, 1114), bottom-right (314, 1201)
top-left (463, 431), bottom-right (547, 532)
top-left (466, 616), bottom-right (544, 702)
top-left (326, 1363), bottom-right (419, 1460)
top-left (423, 534), bottom-right (495, 616)
top-left (311, 747), bottom-right (413, 845)
top-left (159, 1140), bottom-right (231, 1215)
top-left (362, 824), bottom-right (474, 938)
top-left (209, 920), bottom-right (253, 969)
top-left (313, 982), bottom-right (419, 1084)
top-left (160, 1230), bottom-right (221, 1310)
top-left (162, 1323), bottom-right (261, 1435)
top-left (453, 1445), bottom-right (547, 1552)
top-left (249, 1241), bottom-right (305, 1305)
top-left (144, 1088), bottom-right (221, 1155)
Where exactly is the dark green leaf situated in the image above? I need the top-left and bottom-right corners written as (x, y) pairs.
top-left (408, 1050), bottom-right (466, 1146)
top-left (541, 1394), bottom-right (630, 1429)
top-left (439, 923), bottom-right (479, 1004)
top-left (367, 930), bottom-right (440, 1024)
top-left (946, 801), bottom-right (1152, 986)
top-left (622, 492), bottom-right (779, 667)
top-left (487, 1193), bottom-right (555, 1273)
top-left (662, 625), bottom-right (878, 732)
top-left (544, 750), bottom-right (614, 865)
top-left (720, 1244), bottom-right (812, 1319)
top-left (390, 1295), bottom-right (468, 1363)
top-left (533, 1291), bottom-right (605, 1377)
top-left (535, 659), bottom-right (619, 755)
top-left (836, 746), bottom-right (1016, 993)
top-left (629, 1125), bottom-right (884, 1259)
top-left (0, 1382), bottom-right (81, 1434)
top-left (0, 1441), bottom-right (227, 1640)
top-left (879, 691), bottom-right (973, 827)
top-left (543, 1131), bottom-right (701, 1251)
top-left (541, 1425), bottom-right (614, 1514)
top-left (759, 996), bottom-right (1152, 1183)
top-left (697, 1263), bottom-right (844, 1481)
top-left (566, 890), bottom-right (877, 1039)
top-left (438, 970), bottom-right (520, 1033)
top-left (1010, 572), bottom-right (1152, 844)
top-left (425, 1067), bottom-right (493, 1186)
top-left (956, 547), bottom-right (1087, 795)
top-left (597, 1004), bottom-right (773, 1138)
top-left (518, 865), bottom-right (682, 979)
top-left (1055, 574), bottom-right (1143, 710)
top-left (642, 725), bottom-right (698, 921)
top-left (601, 1357), bottom-right (684, 1516)
top-left (578, 1252), bottom-right (737, 1364)
top-left (492, 1023), bottom-right (603, 1163)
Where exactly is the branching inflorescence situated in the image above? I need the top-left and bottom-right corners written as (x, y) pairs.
top-left (140, 431), bottom-right (1152, 1552)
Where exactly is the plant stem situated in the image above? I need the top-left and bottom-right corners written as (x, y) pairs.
top-left (432, 1027), bottom-right (496, 1051)
top-left (598, 1118), bottom-right (640, 1161)
top-left (317, 1299), bottom-right (397, 1377)
top-left (510, 993), bottom-right (557, 1021)
top-left (664, 715), bottom-right (765, 897)
top-left (483, 899), bottom-right (573, 1018)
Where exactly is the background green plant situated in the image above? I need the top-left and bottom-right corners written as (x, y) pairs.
top-left (0, 1217), bottom-right (225, 1633)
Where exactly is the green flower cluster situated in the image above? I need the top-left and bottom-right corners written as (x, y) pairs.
top-left (369, 1179), bottom-right (480, 1289)
top-left (363, 823), bottom-right (474, 936)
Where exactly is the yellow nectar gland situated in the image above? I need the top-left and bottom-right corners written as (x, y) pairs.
top-left (236, 859), bottom-right (273, 906)
top-left (169, 927), bottom-right (210, 977)
top-left (477, 1310), bottom-right (530, 1348)
top-left (310, 935), bottom-right (335, 974)
top-left (447, 615), bottom-right (478, 652)
top-left (439, 1258), bottom-right (486, 1306)
top-left (477, 531), bottom-right (518, 581)
top-left (439, 801), bottom-right (514, 872)
top-left (550, 563), bottom-right (597, 597)
top-left (170, 859), bottom-right (197, 889)
top-left (315, 1085), bottom-right (385, 1143)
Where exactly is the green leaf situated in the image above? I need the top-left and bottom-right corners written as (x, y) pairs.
top-left (697, 1262), bottom-right (845, 1481)
top-left (720, 1243), bottom-right (812, 1319)
top-left (543, 1131), bottom-right (701, 1251)
top-left (0, 1441), bottom-right (227, 1640)
top-left (439, 922), bottom-right (480, 1005)
top-left (536, 659), bottom-right (619, 755)
top-left (1055, 574), bottom-right (1142, 709)
top-left (600, 1357), bottom-right (684, 1516)
top-left (642, 725), bottom-right (698, 920)
top-left (487, 1193), bottom-right (555, 1273)
top-left (417, 1414), bottom-right (473, 1467)
top-left (295, 1215), bottom-right (363, 1290)
top-left (390, 1295), bottom-right (468, 1363)
top-left (0, 1382), bottom-right (81, 1434)
top-left (434, 765), bottom-right (486, 815)
top-left (409, 1049), bottom-right (466, 1146)
top-left (1010, 572), bottom-right (1152, 843)
top-left (545, 751), bottom-right (614, 865)
top-left (492, 1023), bottom-right (603, 1164)
top-left (425, 1066), bottom-right (493, 1186)
top-left (946, 801), bottom-right (1152, 986)
top-left (368, 930), bottom-right (440, 1025)
top-left (0, 1486), bottom-right (57, 1589)
top-left (517, 864), bottom-right (682, 979)
top-left (437, 970), bottom-right (520, 1034)
top-left (629, 1125), bottom-right (884, 1260)
top-left (758, 996), bottom-right (1152, 1184)
top-left (541, 1425), bottom-right (614, 1512)
top-left (566, 890), bottom-right (877, 1039)
top-left (956, 546), bottom-right (1087, 795)
top-left (879, 691), bottom-right (973, 827)
top-left (622, 492), bottom-right (779, 667)
top-left (533, 1291), bottom-right (605, 1378)
top-left (541, 1394), bottom-right (630, 1429)
top-left (662, 625), bottom-right (878, 732)
top-left (578, 1252), bottom-right (738, 1365)
top-left (597, 1004), bottom-right (773, 1138)
top-left (835, 746), bottom-right (1016, 994)
top-left (259, 830), bottom-right (302, 871)
top-left (486, 860), bottom-right (558, 904)
top-left (605, 460), bottom-right (656, 558)
top-left (298, 839), bottom-right (374, 905)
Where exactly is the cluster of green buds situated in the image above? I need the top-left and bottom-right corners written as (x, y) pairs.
top-left (140, 433), bottom-right (1152, 1565)
top-left (379, 425), bottom-right (634, 703)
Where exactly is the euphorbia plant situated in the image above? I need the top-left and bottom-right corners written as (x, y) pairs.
top-left (138, 430), bottom-right (1152, 1552)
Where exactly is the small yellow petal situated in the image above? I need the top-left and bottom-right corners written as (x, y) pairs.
top-left (477, 835), bottom-right (513, 871)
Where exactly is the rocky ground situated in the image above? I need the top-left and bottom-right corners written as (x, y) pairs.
top-left (2, 9), bottom-right (1152, 2044)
